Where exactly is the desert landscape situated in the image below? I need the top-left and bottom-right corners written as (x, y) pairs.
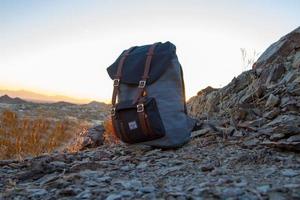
top-left (0, 95), bottom-right (110, 160)
top-left (0, 27), bottom-right (299, 199)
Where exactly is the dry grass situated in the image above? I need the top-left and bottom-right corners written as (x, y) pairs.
top-left (103, 118), bottom-right (120, 144)
top-left (0, 110), bottom-right (83, 160)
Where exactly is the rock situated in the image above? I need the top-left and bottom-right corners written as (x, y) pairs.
top-left (97, 176), bottom-right (112, 183)
top-left (86, 125), bottom-right (105, 146)
top-left (139, 186), bottom-right (156, 193)
top-left (287, 82), bottom-right (300, 96)
top-left (201, 165), bottom-right (215, 172)
top-left (265, 115), bottom-right (300, 127)
top-left (268, 191), bottom-right (288, 200)
top-left (266, 64), bottom-right (286, 85)
top-left (234, 179), bottom-right (248, 187)
top-left (69, 161), bottom-right (103, 172)
top-left (280, 71), bottom-right (298, 84)
top-left (67, 125), bottom-right (105, 152)
top-left (27, 188), bottom-right (48, 198)
top-left (222, 187), bottom-right (244, 198)
top-left (293, 76), bottom-right (300, 83)
top-left (256, 185), bottom-right (271, 194)
top-left (117, 179), bottom-right (142, 190)
top-left (50, 161), bottom-right (67, 169)
top-left (240, 85), bottom-right (265, 103)
top-left (106, 194), bottom-right (122, 200)
top-left (120, 165), bottom-right (131, 172)
top-left (158, 165), bottom-right (184, 176)
top-left (59, 187), bottom-right (82, 196)
top-left (292, 51), bottom-right (300, 68)
top-left (283, 183), bottom-right (300, 189)
top-left (197, 86), bottom-right (218, 96)
top-left (270, 133), bottom-right (285, 141)
top-left (287, 134), bottom-right (300, 142)
top-left (255, 27), bottom-right (300, 68)
top-left (266, 94), bottom-right (280, 107)
top-left (231, 107), bottom-right (248, 121)
top-left (119, 190), bottom-right (134, 197)
top-left (263, 108), bottom-right (281, 120)
top-left (262, 141), bottom-right (300, 151)
top-left (76, 189), bottom-right (92, 199)
top-left (242, 138), bottom-right (260, 146)
top-left (261, 124), bottom-right (300, 138)
top-left (36, 172), bottom-right (61, 185)
top-left (281, 169), bottom-right (300, 177)
top-left (136, 162), bottom-right (148, 169)
top-left (247, 118), bottom-right (267, 127)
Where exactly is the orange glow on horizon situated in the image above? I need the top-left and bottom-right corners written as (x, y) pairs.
top-left (0, 84), bottom-right (111, 104)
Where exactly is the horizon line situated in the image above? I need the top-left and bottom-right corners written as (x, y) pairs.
top-left (0, 86), bottom-right (111, 104)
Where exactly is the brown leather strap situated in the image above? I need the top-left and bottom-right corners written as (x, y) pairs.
top-left (134, 43), bottom-right (158, 137)
top-left (111, 47), bottom-right (134, 106)
top-left (111, 47), bottom-right (134, 140)
top-left (132, 43), bottom-right (158, 104)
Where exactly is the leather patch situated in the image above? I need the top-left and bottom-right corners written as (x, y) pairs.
top-left (128, 121), bottom-right (138, 130)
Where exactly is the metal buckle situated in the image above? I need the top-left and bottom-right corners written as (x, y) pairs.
top-left (138, 80), bottom-right (146, 88)
top-left (113, 79), bottom-right (120, 87)
top-left (111, 107), bottom-right (116, 116)
top-left (137, 104), bottom-right (144, 112)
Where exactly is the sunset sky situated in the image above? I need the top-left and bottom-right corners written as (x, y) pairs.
top-left (0, 0), bottom-right (299, 103)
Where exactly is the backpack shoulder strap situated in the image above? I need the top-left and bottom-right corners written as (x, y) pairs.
top-left (111, 47), bottom-right (135, 108)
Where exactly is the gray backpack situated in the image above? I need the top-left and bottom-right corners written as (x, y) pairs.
top-left (107, 42), bottom-right (197, 148)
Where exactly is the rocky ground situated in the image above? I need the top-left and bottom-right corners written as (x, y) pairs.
top-left (1, 137), bottom-right (300, 200)
top-left (1, 27), bottom-right (300, 199)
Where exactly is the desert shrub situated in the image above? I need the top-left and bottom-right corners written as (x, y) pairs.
top-left (0, 110), bottom-right (82, 160)
top-left (240, 48), bottom-right (260, 71)
top-left (103, 118), bottom-right (120, 144)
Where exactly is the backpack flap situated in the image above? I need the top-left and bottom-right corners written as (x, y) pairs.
top-left (112, 97), bottom-right (165, 144)
top-left (107, 41), bottom-right (176, 85)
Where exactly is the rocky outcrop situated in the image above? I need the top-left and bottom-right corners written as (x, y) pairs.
top-left (188, 26), bottom-right (300, 151)
top-left (254, 27), bottom-right (300, 69)
top-left (67, 125), bottom-right (105, 152)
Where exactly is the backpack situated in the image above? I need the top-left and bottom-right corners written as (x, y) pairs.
top-left (107, 42), bottom-right (197, 148)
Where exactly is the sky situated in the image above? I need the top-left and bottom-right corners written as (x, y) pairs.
top-left (0, 0), bottom-right (299, 103)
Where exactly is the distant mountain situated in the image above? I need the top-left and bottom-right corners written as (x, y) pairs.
top-left (85, 101), bottom-right (108, 107)
top-left (0, 89), bottom-right (92, 104)
top-left (0, 95), bottom-right (28, 104)
top-left (50, 101), bottom-right (77, 107)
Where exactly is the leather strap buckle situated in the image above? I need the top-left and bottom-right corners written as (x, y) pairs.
top-left (137, 104), bottom-right (144, 112)
top-left (111, 107), bottom-right (116, 116)
top-left (138, 80), bottom-right (146, 88)
top-left (113, 79), bottom-right (120, 87)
